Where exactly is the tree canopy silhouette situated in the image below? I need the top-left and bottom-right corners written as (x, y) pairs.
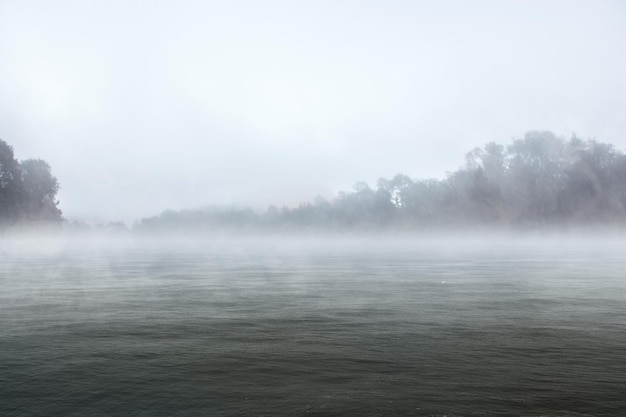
top-left (0, 139), bottom-right (62, 227)
top-left (135, 131), bottom-right (626, 233)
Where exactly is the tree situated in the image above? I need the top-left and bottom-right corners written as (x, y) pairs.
top-left (20, 159), bottom-right (63, 222)
top-left (0, 139), bottom-right (63, 227)
top-left (0, 139), bottom-right (22, 225)
top-left (505, 131), bottom-right (567, 223)
top-left (559, 140), bottom-right (626, 221)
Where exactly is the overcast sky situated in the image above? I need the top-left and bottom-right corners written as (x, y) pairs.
top-left (1, 0), bottom-right (625, 223)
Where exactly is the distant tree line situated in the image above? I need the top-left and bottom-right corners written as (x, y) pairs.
top-left (135, 131), bottom-right (626, 233)
top-left (0, 139), bottom-right (62, 227)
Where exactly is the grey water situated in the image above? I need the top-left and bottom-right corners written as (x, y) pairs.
top-left (1, 236), bottom-right (625, 416)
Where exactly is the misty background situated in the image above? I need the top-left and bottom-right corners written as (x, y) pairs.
top-left (1, 0), bottom-right (625, 224)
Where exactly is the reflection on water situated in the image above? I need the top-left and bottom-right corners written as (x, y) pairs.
top-left (1, 237), bottom-right (625, 416)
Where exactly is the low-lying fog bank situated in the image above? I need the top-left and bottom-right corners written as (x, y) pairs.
top-left (3, 225), bottom-right (626, 258)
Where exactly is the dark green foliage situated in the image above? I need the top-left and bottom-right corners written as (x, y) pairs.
top-left (0, 140), bottom-right (22, 225)
top-left (20, 159), bottom-right (62, 222)
top-left (0, 139), bottom-right (62, 227)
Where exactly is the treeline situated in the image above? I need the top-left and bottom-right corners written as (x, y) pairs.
top-left (0, 139), bottom-right (62, 227)
top-left (4, 131), bottom-right (625, 233)
top-left (136, 131), bottom-right (626, 233)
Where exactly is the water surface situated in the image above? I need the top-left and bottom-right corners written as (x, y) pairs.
top-left (1, 236), bottom-right (625, 416)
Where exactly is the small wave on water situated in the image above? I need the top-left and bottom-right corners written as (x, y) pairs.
top-left (1, 238), bottom-right (625, 416)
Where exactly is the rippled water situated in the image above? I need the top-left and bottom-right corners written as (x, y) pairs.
top-left (1, 236), bottom-right (625, 416)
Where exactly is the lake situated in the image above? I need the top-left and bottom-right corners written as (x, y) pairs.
top-left (1, 235), bottom-right (625, 416)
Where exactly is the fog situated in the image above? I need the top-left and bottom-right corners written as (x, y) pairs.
top-left (5, 4), bottom-right (626, 412)
top-left (2, 1), bottom-right (625, 224)
top-left (4, 223), bottom-right (626, 258)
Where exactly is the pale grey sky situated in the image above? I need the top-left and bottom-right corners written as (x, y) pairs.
top-left (1, 0), bottom-right (625, 223)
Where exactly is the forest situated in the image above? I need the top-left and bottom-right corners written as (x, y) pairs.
top-left (135, 131), bottom-right (626, 233)
top-left (3, 131), bottom-right (626, 233)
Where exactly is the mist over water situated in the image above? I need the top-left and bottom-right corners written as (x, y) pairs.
top-left (2, 235), bottom-right (625, 416)
top-left (3, 1), bottom-right (625, 414)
